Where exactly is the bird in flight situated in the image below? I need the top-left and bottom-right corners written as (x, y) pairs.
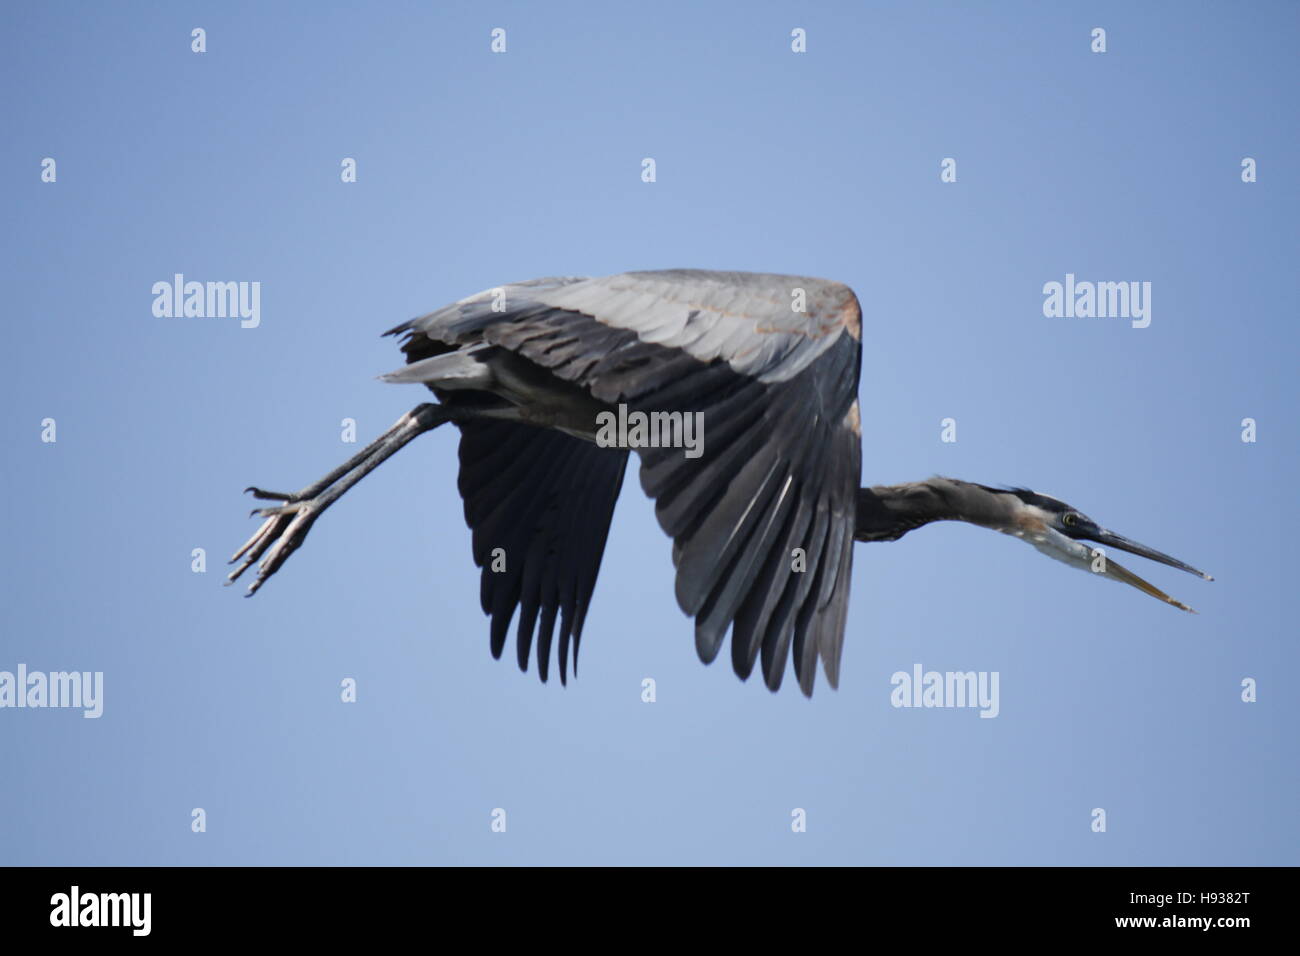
top-left (229, 270), bottom-right (1211, 696)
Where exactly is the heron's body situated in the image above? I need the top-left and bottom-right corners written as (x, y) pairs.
top-left (231, 269), bottom-right (1211, 696)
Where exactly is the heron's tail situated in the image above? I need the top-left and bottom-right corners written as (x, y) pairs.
top-left (379, 342), bottom-right (497, 389)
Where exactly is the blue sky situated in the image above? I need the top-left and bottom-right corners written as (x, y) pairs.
top-left (2, 1), bottom-right (1296, 865)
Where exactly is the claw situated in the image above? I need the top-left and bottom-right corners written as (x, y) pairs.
top-left (244, 487), bottom-right (294, 501)
top-left (229, 495), bottom-right (320, 595)
top-left (231, 403), bottom-right (451, 598)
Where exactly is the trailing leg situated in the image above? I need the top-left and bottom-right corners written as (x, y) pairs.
top-left (228, 403), bottom-right (454, 595)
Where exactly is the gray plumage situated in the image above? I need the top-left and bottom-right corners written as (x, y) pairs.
top-left (385, 269), bottom-right (863, 695)
top-left (230, 269), bottom-right (1211, 698)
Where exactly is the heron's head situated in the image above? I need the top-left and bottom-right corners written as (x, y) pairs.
top-left (998, 488), bottom-right (1213, 613)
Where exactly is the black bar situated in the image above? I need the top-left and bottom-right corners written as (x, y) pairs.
top-left (0, 866), bottom-right (1281, 940)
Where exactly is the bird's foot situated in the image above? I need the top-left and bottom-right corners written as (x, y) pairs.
top-left (227, 403), bottom-right (454, 597)
top-left (226, 489), bottom-right (322, 595)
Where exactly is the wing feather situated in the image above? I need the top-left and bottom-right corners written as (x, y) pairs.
top-left (455, 420), bottom-right (627, 682)
top-left (387, 269), bottom-right (862, 695)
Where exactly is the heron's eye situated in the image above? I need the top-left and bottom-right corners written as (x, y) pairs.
top-left (1062, 512), bottom-right (1079, 527)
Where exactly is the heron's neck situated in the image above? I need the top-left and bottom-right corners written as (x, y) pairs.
top-left (855, 478), bottom-right (1011, 542)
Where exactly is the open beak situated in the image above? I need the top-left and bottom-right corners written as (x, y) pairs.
top-left (1022, 527), bottom-right (1212, 614)
top-left (1088, 529), bottom-right (1213, 581)
top-left (1079, 529), bottom-right (1212, 614)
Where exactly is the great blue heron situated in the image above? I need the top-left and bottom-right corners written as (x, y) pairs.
top-left (229, 270), bottom-right (1211, 696)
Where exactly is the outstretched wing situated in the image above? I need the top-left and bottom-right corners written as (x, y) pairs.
top-left (388, 269), bottom-right (863, 695)
top-left (455, 419), bottom-right (627, 684)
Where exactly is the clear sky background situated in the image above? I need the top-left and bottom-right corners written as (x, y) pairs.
top-left (2, 1), bottom-right (1296, 865)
